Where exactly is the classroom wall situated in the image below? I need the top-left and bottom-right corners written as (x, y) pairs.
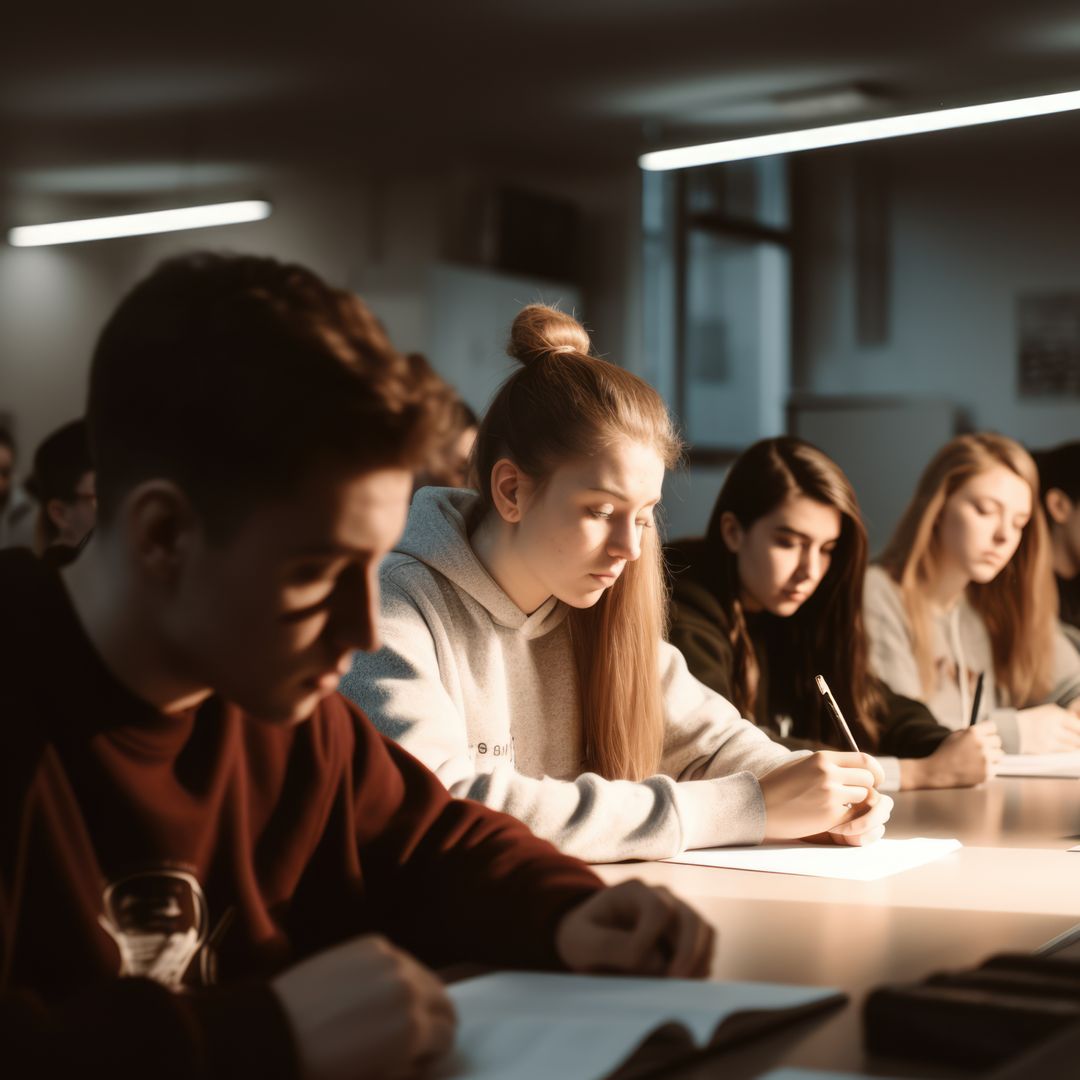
top-left (793, 119), bottom-right (1080, 452)
top-left (0, 167), bottom-right (415, 460)
top-left (0, 243), bottom-right (125, 467)
top-left (21, 123), bottom-right (1078, 548)
top-left (661, 463), bottom-right (730, 542)
top-left (0, 164), bottom-right (643, 469)
top-left (664, 118), bottom-right (1080, 544)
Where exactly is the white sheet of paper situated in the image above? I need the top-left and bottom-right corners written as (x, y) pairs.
top-left (759, 1071), bottom-right (903, 1079)
top-left (437, 972), bottom-right (841, 1080)
top-left (759, 1070), bottom-right (908, 1079)
top-left (664, 837), bottom-right (962, 880)
top-left (996, 752), bottom-right (1080, 779)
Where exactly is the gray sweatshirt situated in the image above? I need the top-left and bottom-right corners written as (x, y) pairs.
top-left (863, 565), bottom-right (1080, 753)
top-left (342, 487), bottom-right (794, 863)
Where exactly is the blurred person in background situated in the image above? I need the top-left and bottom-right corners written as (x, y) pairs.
top-left (25, 418), bottom-right (96, 565)
top-left (0, 426), bottom-right (35, 548)
top-left (1033, 440), bottom-right (1080, 648)
top-left (438, 396), bottom-right (479, 488)
top-left (0, 428), bottom-right (13, 518)
top-left (865, 433), bottom-right (1080, 754)
top-left (408, 353), bottom-right (479, 490)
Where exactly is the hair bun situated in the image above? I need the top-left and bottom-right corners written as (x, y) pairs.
top-left (507, 304), bottom-right (591, 367)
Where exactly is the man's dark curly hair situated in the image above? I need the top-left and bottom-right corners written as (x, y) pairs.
top-left (89, 252), bottom-right (447, 537)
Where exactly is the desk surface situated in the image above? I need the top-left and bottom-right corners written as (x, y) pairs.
top-left (593, 777), bottom-right (1080, 1077)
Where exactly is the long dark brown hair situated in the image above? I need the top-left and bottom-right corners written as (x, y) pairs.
top-left (475, 304), bottom-right (683, 781)
top-left (702, 437), bottom-right (882, 748)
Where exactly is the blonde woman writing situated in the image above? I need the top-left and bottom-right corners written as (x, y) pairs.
top-left (343, 306), bottom-right (891, 862)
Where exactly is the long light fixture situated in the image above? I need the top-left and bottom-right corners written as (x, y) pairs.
top-left (7, 199), bottom-right (272, 247)
top-left (638, 88), bottom-right (1080, 171)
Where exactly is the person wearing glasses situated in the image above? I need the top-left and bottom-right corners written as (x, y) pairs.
top-left (25, 418), bottom-right (97, 564)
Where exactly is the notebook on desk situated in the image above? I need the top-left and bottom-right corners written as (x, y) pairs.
top-left (437, 972), bottom-right (846, 1080)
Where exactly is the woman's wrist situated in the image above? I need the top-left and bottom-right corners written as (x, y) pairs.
top-left (897, 757), bottom-right (927, 790)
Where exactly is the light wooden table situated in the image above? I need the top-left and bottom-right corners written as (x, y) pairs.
top-left (593, 777), bottom-right (1080, 1077)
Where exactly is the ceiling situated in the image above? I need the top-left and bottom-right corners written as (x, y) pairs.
top-left (3, 0), bottom-right (1080, 209)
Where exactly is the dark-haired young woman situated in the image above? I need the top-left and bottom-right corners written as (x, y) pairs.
top-left (1033, 440), bottom-right (1080, 646)
top-left (344, 308), bottom-right (892, 862)
top-left (667, 437), bottom-right (1001, 791)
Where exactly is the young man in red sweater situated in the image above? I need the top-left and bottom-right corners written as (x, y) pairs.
top-left (0, 254), bottom-right (713, 1080)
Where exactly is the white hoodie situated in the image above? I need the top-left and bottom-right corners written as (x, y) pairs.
top-left (342, 487), bottom-right (794, 862)
top-left (864, 565), bottom-right (1080, 752)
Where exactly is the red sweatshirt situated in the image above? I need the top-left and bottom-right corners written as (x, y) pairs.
top-left (0, 549), bottom-right (602, 1078)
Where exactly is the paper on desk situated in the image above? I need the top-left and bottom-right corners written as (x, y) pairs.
top-left (437, 972), bottom-right (842, 1080)
top-left (664, 837), bottom-right (962, 880)
top-left (996, 751), bottom-right (1080, 779)
top-left (760, 1067), bottom-right (911, 1075)
top-left (759, 1070), bottom-right (910, 1079)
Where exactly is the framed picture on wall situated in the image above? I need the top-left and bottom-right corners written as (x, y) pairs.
top-left (1017, 293), bottom-right (1080, 397)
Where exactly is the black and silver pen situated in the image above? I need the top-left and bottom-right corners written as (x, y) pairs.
top-left (815, 674), bottom-right (860, 753)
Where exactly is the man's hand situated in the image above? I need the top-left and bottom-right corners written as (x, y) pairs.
top-left (272, 935), bottom-right (456, 1080)
top-left (555, 880), bottom-right (714, 979)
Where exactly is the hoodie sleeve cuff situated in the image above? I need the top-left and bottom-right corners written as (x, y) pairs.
top-left (876, 755), bottom-right (901, 792)
top-left (674, 772), bottom-right (767, 851)
top-left (991, 707), bottom-right (1020, 754)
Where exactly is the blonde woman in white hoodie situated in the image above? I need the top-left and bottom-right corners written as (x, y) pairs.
top-left (864, 433), bottom-right (1080, 755)
top-left (342, 305), bottom-right (892, 862)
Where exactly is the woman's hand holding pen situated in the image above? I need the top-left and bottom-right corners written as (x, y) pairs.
top-left (900, 723), bottom-right (1002, 789)
top-left (823, 785), bottom-right (893, 846)
top-left (759, 751), bottom-right (891, 844)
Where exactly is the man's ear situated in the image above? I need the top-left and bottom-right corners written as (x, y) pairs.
top-left (122, 481), bottom-right (201, 582)
top-left (1045, 488), bottom-right (1075, 527)
top-left (718, 511), bottom-right (744, 554)
top-left (489, 458), bottom-right (532, 524)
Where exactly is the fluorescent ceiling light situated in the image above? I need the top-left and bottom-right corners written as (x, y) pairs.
top-left (639, 88), bottom-right (1080, 171)
top-left (7, 199), bottom-right (272, 247)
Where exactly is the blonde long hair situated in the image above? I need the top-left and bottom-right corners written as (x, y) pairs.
top-left (878, 433), bottom-right (1057, 704)
top-left (475, 305), bottom-right (682, 780)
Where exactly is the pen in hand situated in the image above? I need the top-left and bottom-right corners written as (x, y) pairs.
top-left (816, 674), bottom-right (875, 815)
top-left (969, 671), bottom-right (985, 727)
top-left (815, 674), bottom-right (860, 753)
top-left (810, 675), bottom-right (890, 843)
